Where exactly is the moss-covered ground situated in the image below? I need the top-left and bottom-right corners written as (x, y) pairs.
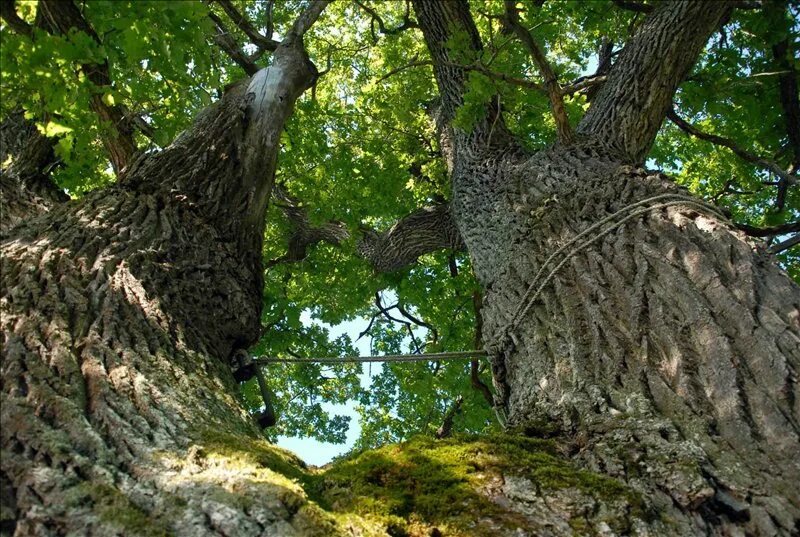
top-left (192, 430), bottom-right (643, 536)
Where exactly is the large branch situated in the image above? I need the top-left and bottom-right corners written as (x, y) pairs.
top-left (412, 0), bottom-right (513, 149)
top-left (357, 204), bottom-right (464, 273)
top-left (577, 0), bottom-right (734, 164)
top-left (36, 0), bottom-right (139, 175)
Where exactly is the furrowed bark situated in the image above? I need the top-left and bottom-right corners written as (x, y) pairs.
top-left (0, 110), bottom-right (68, 232)
top-left (415, 0), bottom-right (800, 534)
top-left (578, 0), bottom-right (734, 164)
top-left (1, 33), bottom-right (321, 537)
top-left (357, 204), bottom-right (464, 273)
top-left (413, 0), bottom-right (516, 154)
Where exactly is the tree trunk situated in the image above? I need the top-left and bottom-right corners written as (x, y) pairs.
top-left (474, 144), bottom-right (800, 535)
top-left (0, 40), bottom-right (330, 536)
top-left (413, 0), bottom-right (800, 534)
top-left (0, 110), bottom-right (68, 232)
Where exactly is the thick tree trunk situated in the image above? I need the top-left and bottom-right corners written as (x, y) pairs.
top-left (472, 143), bottom-right (800, 535)
top-left (1, 40), bottom-right (327, 536)
top-left (413, 0), bottom-right (800, 534)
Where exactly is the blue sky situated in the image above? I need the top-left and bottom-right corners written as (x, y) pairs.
top-left (275, 313), bottom-right (381, 466)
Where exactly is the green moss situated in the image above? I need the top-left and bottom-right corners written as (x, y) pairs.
top-left (86, 483), bottom-right (172, 536)
top-left (317, 433), bottom-right (643, 536)
top-left (197, 428), bottom-right (317, 488)
top-left (183, 430), bottom-right (642, 536)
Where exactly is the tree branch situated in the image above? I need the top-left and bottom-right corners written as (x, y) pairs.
top-left (0, 0), bottom-right (32, 37)
top-left (435, 395), bottom-right (463, 439)
top-left (35, 0), bottom-right (140, 175)
top-left (578, 0), bottom-right (734, 164)
top-left (1, 111), bottom-right (69, 232)
top-left (736, 221), bottom-right (800, 238)
top-left (397, 304), bottom-right (438, 345)
top-left (212, 0), bottom-right (279, 51)
top-left (667, 108), bottom-right (797, 191)
top-left (503, 0), bottom-right (574, 144)
top-left (288, 0), bottom-right (330, 40)
top-left (208, 12), bottom-right (261, 75)
top-left (412, 0), bottom-right (514, 149)
top-left (770, 21), bottom-right (800, 213)
top-left (470, 291), bottom-right (494, 406)
top-left (357, 204), bottom-right (465, 273)
top-left (265, 185), bottom-right (349, 268)
top-left (768, 234), bottom-right (799, 255)
top-left (355, 0), bottom-right (417, 43)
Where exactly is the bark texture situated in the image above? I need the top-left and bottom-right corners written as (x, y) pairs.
top-left (1, 39), bottom-right (324, 535)
top-left (357, 204), bottom-right (464, 273)
top-left (577, 0), bottom-right (734, 164)
top-left (0, 111), bottom-right (68, 232)
top-left (413, 0), bottom-right (800, 534)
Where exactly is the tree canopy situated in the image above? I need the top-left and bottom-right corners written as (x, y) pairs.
top-left (2, 0), bottom-right (798, 452)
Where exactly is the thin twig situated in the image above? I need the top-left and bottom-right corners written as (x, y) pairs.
top-left (667, 108), bottom-right (797, 189)
top-left (213, 0), bottom-right (278, 51)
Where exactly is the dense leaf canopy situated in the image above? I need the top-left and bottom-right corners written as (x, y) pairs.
top-left (2, 0), bottom-right (797, 451)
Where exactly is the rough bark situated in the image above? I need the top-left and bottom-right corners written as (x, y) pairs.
top-left (577, 0), bottom-right (733, 164)
top-left (414, 0), bottom-right (800, 534)
top-left (266, 185), bottom-right (349, 268)
top-left (357, 204), bottom-right (464, 273)
top-left (0, 110), bottom-right (68, 232)
top-left (1, 35), bottom-right (321, 536)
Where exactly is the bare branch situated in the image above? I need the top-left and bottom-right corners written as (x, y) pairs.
top-left (208, 12), bottom-right (261, 75)
top-left (288, 0), bottom-right (330, 40)
top-left (737, 221), bottom-right (800, 238)
top-left (561, 74), bottom-right (607, 97)
top-left (358, 204), bottom-right (465, 273)
top-left (397, 304), bottom-right (439, 345)
top-left (264, 0), bottom-right (275, 40)
top-left (355, 0), bottom-right (417, 43)
top-left (503, 0), bottom-right (574, 144)
top-left (435, 396), bottom-right (463, 439)
top-left (667, 108), bottom-right (797, 191)
top-left (769, 234), bottom-right (799, 255)
top-left (470, 291), bottom-right (494, 406)
top-left (374, 292), bottom-right (423, 353)
top-left (266, 185), bottom-right (349, 268)
top-left (212, 0), bottom-right (279, 51)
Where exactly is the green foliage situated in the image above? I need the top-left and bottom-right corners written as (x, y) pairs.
top-left (2, 0), bottom-right (797, 452)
